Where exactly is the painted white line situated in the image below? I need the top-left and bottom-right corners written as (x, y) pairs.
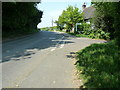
top-left (60, 40), bottom-right (65, 48)
top-left (55, 36), bottom-right (64, 47)
top-left (51, 48), bottom-right (56, 51)
top-left (50, 36), bottom-right (65, 51)
top-left (60, 45), bottom-right (64, 48)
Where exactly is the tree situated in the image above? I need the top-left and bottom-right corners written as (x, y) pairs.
top-left (91, 1), bottom-right (120, 47)
top-left (111, 2), bottom-right (120, 47)
top-left (54, 20), bottom-right (64, 30)
top-left (91, 2), bottom-right (115, 39)
top-left (2, 2), bottom-right (43, 38)
top-left (56, 5), bottom-right (83, 33)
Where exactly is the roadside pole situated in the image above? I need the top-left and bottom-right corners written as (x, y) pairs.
top-left (52, 18), bottom-right (53, 31)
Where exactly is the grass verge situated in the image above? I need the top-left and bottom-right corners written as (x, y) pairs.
top-left (67, 32), bottom-right (89, 38)
top-left (75, 41), bottom-right (120, 88)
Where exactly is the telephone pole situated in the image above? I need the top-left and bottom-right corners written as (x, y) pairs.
top-left (52, 18), bottom-right (53, 30)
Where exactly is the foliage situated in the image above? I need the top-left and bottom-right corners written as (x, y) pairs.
top-left (92, 2), bottom-right (115, 39)
top-left (55, 5), bottom-right (84, 32)
top-left (2, 2), bottom-right (43, 38)
top-left (76, 41), bottom-right (120, 88)
top-left (91, 2), bottom-right (120, 47)
top-left (69, 22), bottom-right (110, 40)
top-left (68, 32), bottom-right (89, 38)
top-left (74, 2), bottom-right (120, 88)
top-left (88, 29), bottom-right (110, 40)
top-left (80, 23), bottom-right (91, 34)
top-left (112, 2), bottom-right (120, 48)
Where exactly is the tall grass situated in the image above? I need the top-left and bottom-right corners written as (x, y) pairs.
top-left (76, 41), bottom-right (120, 88)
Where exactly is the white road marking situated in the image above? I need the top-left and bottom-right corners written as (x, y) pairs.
top-left (51, 48), bottom-right (56, 51)
top-left (60, 40), bottom-right (65, 48)
top-left (55, 36), bottom-right (64, 46)
top-left (51, 36), bottom-right (65, 51)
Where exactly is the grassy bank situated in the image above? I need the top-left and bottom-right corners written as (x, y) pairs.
top-left (67, 32), bottom-right (89, 38)
top-left (75, 41), bottom-right (120, 88)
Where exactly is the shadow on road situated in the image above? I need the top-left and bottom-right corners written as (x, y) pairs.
top-left (66, 52), bottom-right (76, 59)
top-left (2, 31), bottom-right (74, 63)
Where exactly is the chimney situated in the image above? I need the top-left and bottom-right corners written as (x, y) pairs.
top-left (82, 2), bottom-right (86, 10)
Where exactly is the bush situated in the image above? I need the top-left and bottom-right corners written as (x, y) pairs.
top-left (76, 22), bottom-right (110, 40)
top-left (76, 41), bottom-right (120, 88)
top-left (88, 29), bottom-right (110, 40)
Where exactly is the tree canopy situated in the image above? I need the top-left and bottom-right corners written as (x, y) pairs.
top-left (91, 2), bottom-right (120, 47)
top-left (55, 5), bottom-right (83, 32)
top-left (2, 2), bottom-right (43, 38)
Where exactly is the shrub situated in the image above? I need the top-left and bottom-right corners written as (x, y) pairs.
top-left (88, 29), bottom-right (110, 40)
top-left (76, 41), bottom-right (120, 88)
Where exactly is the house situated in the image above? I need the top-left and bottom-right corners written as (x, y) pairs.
top-left (82, 3), bottom-right (96, 22)
top-left (76, 3), bottom-right (95, 33)
top-left (82, 3), bottom-right (96, 30)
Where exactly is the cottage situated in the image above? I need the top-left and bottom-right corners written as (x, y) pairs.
top-left (82, 3), bottom-right (96, 22)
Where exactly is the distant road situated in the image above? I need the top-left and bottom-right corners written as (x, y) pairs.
top-left (2, 31), bottom-right (106, 88)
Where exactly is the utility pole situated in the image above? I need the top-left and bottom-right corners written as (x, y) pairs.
top-left (52, 18), bottom-right (53, 30)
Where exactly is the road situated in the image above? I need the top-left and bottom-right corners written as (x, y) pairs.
top-left (2, 31), bottom-right (106, 88)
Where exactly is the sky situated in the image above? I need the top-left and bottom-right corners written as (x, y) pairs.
top-left (37, 0), bottom-right (91, 28)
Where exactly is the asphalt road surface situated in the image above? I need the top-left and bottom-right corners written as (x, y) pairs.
top-left (2, 31), bottom-right (106, 88)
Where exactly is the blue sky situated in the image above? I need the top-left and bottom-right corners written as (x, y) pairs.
top-left (37, 0), bottom-right (91, 28)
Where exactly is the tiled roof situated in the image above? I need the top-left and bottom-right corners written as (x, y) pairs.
top-left (83, 6), bottom-right (95, 20)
